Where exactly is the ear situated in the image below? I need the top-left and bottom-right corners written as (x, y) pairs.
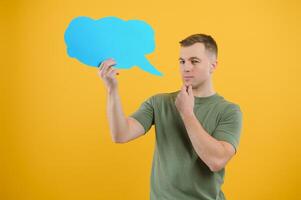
top-left (210, 60), bottom-right (218, 73)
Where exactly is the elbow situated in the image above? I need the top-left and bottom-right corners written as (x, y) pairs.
top-left (112, 137), bottom-right (121, 143)
top-left (111, 133), bottom-right (128, 144)
top-left (112, 137), bottom-right (124, 144)
top-left (209, 165), bottom-right (222, 172)
top-left (208, 160), bottom-right (225, 172)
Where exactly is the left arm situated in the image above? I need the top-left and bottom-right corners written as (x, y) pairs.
top-left (175, 84), bottom-right (235, 172)
top-left (180, 113), bottom-right (235, 172)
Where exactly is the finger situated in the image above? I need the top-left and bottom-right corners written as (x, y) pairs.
top-left (98, 62), bottom-right (104, 69)
top-left (109, 69), bottom-right (120, 75)
top-left (183, 84), bottom-right (189, 95)
top-left (188, 85), bottom-right (193, 96)
top-left (97, 62), bottom-right (105, 76)
top-left (180, 84), bottom-right (186, 94)
top-left (100, 60), bottom-right (116, 77)
top-left (99, 58), bottom-right (116, 71)
top-left (98, 58), bottom-right (115, 68)
top-left (104, 66), bottom-right (116, 77)
top-left (109, 68), bottom-right (120, 76)
top-left (99, 62), bottom-right (110, 77)
top-left (107, 69), bottom-right (119, 78)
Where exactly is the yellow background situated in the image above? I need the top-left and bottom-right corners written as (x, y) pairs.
top-left (1, 0), bottom-right (300, 199)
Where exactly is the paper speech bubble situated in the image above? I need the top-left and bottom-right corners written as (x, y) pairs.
top-left (64, 16), bottom-right (163, 76)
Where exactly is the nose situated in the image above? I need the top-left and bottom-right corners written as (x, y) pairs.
top-left (183, 63), bottom-right (193, 72)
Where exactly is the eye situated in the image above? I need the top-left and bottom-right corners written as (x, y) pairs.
top-left (179, 60), bottom-right (185, 64)
top-left (191, 60), bottom-right (199, 64)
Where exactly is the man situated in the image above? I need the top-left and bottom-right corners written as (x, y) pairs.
top-left (98, 33), bottom-right (243, 200)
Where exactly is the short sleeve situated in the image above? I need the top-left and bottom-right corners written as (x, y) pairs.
top-left (129, 96), bottom-right (155, 134)
top-left (212, 104), bottom-right (243, 153)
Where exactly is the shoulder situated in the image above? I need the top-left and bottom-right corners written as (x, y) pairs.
top-left (145, 91), bottom-right (179, 107)
top-left (222, 101), bottom-right (241, 113)
top-left (217, 99), bottom-right (243, 121)
top-left (212, 93), bottom-right (243, 120)
top-left (149, 91), bottom-right (177, 101)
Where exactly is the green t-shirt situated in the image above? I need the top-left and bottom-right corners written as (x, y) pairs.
top-left (129, 90), bottom-right (243, 200)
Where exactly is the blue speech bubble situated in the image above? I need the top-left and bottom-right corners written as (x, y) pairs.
top-left (64, 16), bottom-right (163, 76)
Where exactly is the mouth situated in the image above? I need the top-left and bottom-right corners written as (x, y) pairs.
top-left (184, 76), bottom-right (194, 79)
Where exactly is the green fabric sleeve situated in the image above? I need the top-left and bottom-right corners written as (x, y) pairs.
top-left (212, 104), bottom-right (243, 153)
top-left (129, 96), bottom-right (155, 134)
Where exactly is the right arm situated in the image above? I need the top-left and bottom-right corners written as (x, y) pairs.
top-left (107, 88), bottom-right (145, 143)
top-left (98, 58), bottom-right (145, 143)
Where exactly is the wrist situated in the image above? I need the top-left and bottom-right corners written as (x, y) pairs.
top-left (180, 111), bottom-right (195, 120)
top-left (107, 86), bottom-right (118, 94)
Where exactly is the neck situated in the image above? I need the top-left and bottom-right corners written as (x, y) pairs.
top-left (192, 78), bottom-right (216, 97)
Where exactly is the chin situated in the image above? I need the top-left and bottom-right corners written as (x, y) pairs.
top-left (182, 81), bottom-right (194, 88)
top-left (183, 79), bottom-right (193, 85)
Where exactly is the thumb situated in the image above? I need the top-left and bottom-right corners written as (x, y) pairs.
top-left (181, 84), bottom-right (186, 93)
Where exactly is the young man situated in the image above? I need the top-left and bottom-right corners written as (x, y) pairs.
top-left (98, 33), bottom-right (243, 200)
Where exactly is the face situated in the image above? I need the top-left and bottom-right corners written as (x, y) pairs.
top-left (179, 42), bottom-right (217, 89)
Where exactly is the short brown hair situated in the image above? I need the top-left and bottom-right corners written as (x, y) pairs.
top-left (179, 33), bottom-right (218, 58)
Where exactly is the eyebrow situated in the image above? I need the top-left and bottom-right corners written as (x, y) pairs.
top-left (178, 56), bottom-right (201, 61)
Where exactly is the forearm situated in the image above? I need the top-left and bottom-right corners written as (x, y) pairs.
top-left (181, 113), bottom-right (226, 171)
top-left (106, 87), bottom-right (129, 142)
